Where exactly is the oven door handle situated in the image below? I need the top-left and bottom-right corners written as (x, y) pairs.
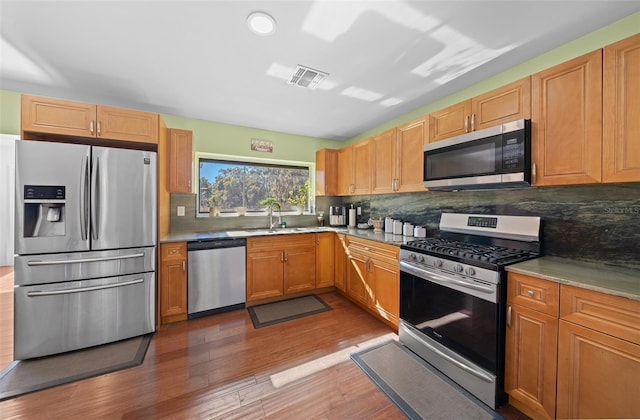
top-left (401, 324), bottom-right (495, 383)
top-left (399, 261), bottom-right (494, 294)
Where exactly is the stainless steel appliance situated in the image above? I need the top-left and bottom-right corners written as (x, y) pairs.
top-left (187, 238), bottom-right (246, 318)
top-left (423, 119), bottom-right (531, 191)
top-left (14, 140), bottom-right (156, 360)
top-left (329, 206), bottom-right (346, 226)
top-left (399, 213), bottom-right (541, 409)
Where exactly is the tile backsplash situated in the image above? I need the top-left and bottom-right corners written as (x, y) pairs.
top-left (170, 183), bottom-right (640, 269)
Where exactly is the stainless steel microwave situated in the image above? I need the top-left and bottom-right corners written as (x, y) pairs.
top-left (423, 119), bottom-right (531, 191)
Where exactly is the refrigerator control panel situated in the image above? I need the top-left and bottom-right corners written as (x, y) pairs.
top-left (24, 185), bottom-right (65, 200)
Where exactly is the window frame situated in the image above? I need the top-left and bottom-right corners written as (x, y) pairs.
top-left (194, 152), bottom-right (316, 218)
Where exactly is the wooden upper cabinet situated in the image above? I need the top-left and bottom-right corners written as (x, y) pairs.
top-left (337, 145), bottom-right (353, 195)
top-left (472, 77), bottom-right (531, 130)
top-left (603, 33), bottom-right (640, 183)
top-left (352, 138), bottom-right (372, 194)
top-left (429, 77), bottom-right (531, 142)
top-left (396, 116), bottom-right (428, 192)
top-left (371, 128), bottom-right (397, 194)
top-left (531, 50), bottom-right (603, 186)
top-left (21, 94), bottom-right (159, 144)
top-left (429, 100), bottom-right (472, 142)
top-left (21, 94), bottom-right (96, 138)
top-left (96, 106), bottom-right (158, 144)
top-left (167, 128), bottom-right (193, 193)
top-left (315, 149), bottom-right (338, 196)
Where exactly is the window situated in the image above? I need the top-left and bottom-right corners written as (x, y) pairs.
top-left (197, 155), bottom-right (313, 216)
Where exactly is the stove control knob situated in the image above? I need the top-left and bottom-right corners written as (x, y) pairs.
top-left (434, 259), bottom-right (443, 268)
top-left (454, 264), bottom-right (464, 273)
top-left (465, 267), bottom-right (476, 276)
top-left (409, 253), bottom-right (417, 261)
top-left (418, 255), bottom-right (425, 263)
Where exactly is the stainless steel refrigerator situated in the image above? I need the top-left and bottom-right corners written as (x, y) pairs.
top-left (14, 140), bottom-right (156, 360)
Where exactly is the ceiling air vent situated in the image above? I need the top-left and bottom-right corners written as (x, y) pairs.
top-left (287, 65), bottom-right (328, 89)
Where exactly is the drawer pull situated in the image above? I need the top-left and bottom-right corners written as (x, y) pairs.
top-left (527, 290), bottom-right (535, 297)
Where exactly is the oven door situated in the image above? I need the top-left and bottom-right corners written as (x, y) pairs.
top-left (399, 261), bottom-right (500, 373)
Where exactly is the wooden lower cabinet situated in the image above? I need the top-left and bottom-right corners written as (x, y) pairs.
top-left (334, 233), bottom-right (348, 292)
top-left (246, 234), bottom-right (316, 302)
top-left (346, 237), bottom-right (399, 328)
top-left (159, 242), bottom-right (188, 324)
top-left (505, 273), bottom-right (559, 420)
top-left (315, 232), bottom-right (335, 288)
top-left (505, 272), bottom-right (640, 419)
top-left (556, 320), bottom-right (640, 419)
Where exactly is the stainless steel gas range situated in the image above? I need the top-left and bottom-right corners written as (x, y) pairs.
top-left (398, 213), bottom-right (541, 409)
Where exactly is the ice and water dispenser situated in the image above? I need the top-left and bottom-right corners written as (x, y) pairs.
top-left (22, 185), bottom-right (66, 238)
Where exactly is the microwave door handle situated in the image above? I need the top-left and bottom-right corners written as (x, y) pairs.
top-left (79, 155), bottom-right (89, 240)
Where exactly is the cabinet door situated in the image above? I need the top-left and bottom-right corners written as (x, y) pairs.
top-left (21, 94), bottom-right (96, 138)
top-left (371, 128), bottom-right (396, 194)
top-left (352, 139), bottom-right (372, 194)
top-left (315, 233), bottom-right (335, 288)
top-left (347, 253), bottom-right (369, 306)
top-left (168, 128), bottom-right (193, 193)
top-left (246, 251), bottom-right (284, 301)
top-left (505, 303), bottom-right (558, 420)
top-left (396, 116), bottom-right (428, 192)
top-left (429, 100), bottom-right (472, 142)
top-left (531, 50), bottom-right (603, 185)
top-left (472, 77), bottom-right (531, 130)
top-left (334, 234), bottom-right (347, 292)
top-left (315, 149), bottom-right (338, 196)
top-left (96, 106), bottom-right (159, 144)
top-left (556, 320), bottom-right (640, 420)
top-left (159, 242), bottom-right (187, 323)
top-left (337, 145), bottom-right (353, 195)
top-left (603, 33), bottom-right (640, 183)
top-left (370, 258), bottom-right (399, 327)
top-left (283, 245), bottom-right (316, 294)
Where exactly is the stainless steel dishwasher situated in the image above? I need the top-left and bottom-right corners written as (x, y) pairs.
top-left (187, 238), bottom-right (246, 318)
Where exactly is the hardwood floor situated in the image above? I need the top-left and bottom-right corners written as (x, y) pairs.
top-left (1, 278), bottom-right (528, 419)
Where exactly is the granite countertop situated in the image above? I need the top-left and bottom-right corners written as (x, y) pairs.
top-left (161, 226), bottom-right (412, 246)
top-left (506, 256), bottom-right (640, 301)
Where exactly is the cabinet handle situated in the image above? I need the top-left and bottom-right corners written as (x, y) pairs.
top-left (97, 121), bottom-right (101, 136)
top-left (471, 113), bottom-right (475, 132)
top-left (89, 120), bottom-right (94, 135)
top-left (188, 179), bottom-right (191, 190)
top-left (182, 260), bottom-right (185, 272)
top-left (507, 305), bottom-right (512, 328)
top-left (280, 251), bottom-right (284, 262)
top-left (527, 290), bottom-right (535, 297)
top-left (532, 162), bottom-right (537, 184)
top-left (464, 115), bottom-right (469, 133)
top-left (284, 251), bottom-right (288, 262)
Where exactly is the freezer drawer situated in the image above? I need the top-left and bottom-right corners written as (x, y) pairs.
top-left (13, 247), bottom-right (156, 286)
top-left (14, 272), bottom-right (155, 360)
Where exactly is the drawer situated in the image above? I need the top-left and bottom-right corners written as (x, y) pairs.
top-left (560, 284), bottom-right (640, 345)
top-left (347, 237), bottom-right (398, 265)
top-left (161, 242), bottom-right (186, 260)
top-left (507, 272), bottom-right (559, 317)
top-left (247, 233), bottom-right (315, 253)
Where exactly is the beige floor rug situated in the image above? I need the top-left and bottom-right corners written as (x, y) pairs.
top-left (351, 340), bottom-right (503, 420)
top-left (247, 295), bottom-right (331, 328)
top-left (0, 334), bottom-right (151, 401)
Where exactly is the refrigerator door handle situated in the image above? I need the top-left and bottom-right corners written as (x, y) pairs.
top-left (26, 278), bottom-right (144, 297)
top-left (91, 156), bottom-right (99, 240)
top-left (27, 252), bottom-right (145, 266)
top-left (79, 155), bottom-right (89, 240)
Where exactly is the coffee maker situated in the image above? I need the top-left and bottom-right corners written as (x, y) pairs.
top-left (329, 206), bottom-right (346, 226)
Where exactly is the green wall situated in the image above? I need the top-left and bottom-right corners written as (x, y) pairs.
top-left (1, 12), bottom-right (638, 154)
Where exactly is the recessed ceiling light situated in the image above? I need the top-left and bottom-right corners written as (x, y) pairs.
top-left (247, 12), bottom-right (276, 36)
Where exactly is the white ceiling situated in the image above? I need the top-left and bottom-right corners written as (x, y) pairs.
top-left (1, 1), bottom-right (638, 141)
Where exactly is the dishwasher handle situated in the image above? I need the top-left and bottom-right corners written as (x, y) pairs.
top-left (187, 238), bottom-right (247, 251)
